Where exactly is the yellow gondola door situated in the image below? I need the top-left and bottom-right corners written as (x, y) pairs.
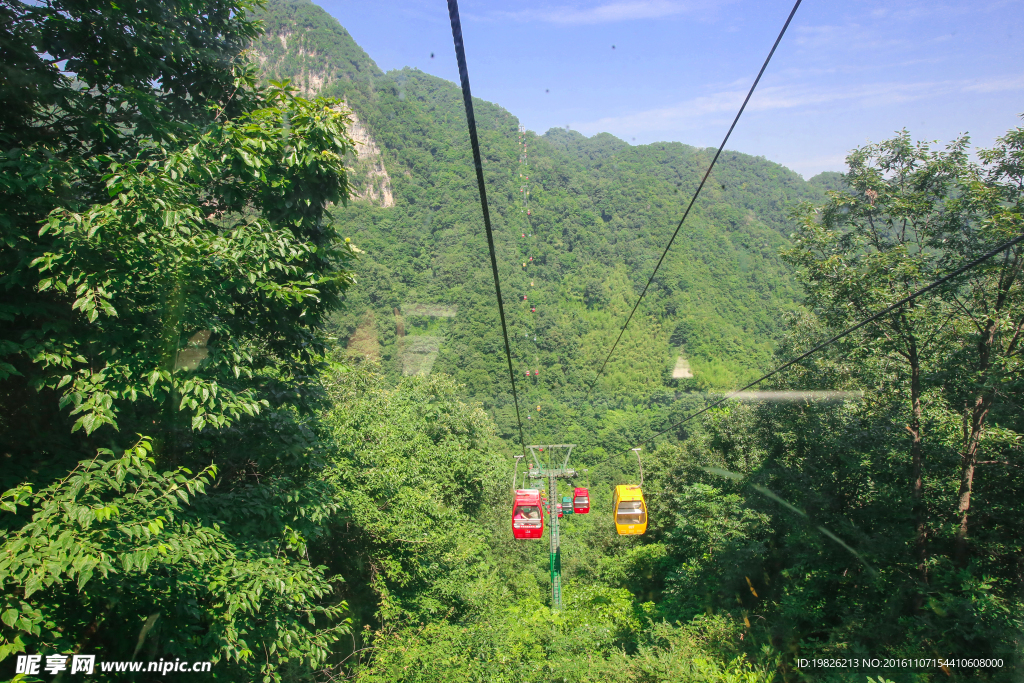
top-left (613, 484), bottom-right (647, 535)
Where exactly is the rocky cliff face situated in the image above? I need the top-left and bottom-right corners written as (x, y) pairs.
top-left (345, 107), bottom-right (394, 208)
top-left (250, 0), bottom-right (394, 208)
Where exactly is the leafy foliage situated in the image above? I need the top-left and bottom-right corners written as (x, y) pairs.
top-left (0, 439), bottom-right (349, 676)
top-left (18, 89), bottom-right (359, 439)
top-left (3, 0), bottom-right (1022, 681)
top-left (317, 365), bottom-right (507, 628)
top-left (1, 0), bottom-right (361, 679)
top-left (637, 124), bottom-right (1024, 680)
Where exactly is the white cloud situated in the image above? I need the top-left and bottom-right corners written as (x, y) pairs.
top-left (476, 0), bottom-right (1012, 27)
top-left (856, 0), bottom-right (1016, 23)
top-left (792, 23), bottom-right (912, 51)
top-left (783, 153), bottom-right (850, 179)
top-left (963, 76), bottom-right (1024, 93)
top-left (570, 74), bottom-right (1024, 136)
top-left (487, 0), bottom-right (729, 25)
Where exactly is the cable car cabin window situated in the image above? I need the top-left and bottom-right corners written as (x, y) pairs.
top-left (513, 505), bottom-right (542, 526)
top-left (573, 496), bottom-right (587, 505)
top-left (616, 501), bottom-right (646, 525)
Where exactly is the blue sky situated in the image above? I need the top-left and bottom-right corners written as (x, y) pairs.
top-left (310, 0), bottom-right (1022, 178)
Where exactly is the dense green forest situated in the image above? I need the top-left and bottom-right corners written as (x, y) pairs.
top-left (251, 0), bottom-right (842, 446)
top-left (1, 0), bottom-right (1021, 682)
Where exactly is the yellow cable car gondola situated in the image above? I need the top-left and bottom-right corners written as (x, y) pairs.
top-left (613, 484), bottom-right (647, 535)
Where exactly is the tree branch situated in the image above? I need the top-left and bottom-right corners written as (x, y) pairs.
top-left (949, 292), bottom-right (986, 335)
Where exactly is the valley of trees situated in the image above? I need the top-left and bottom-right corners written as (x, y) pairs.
top-left (1, 0), bottom-right (1021, 681)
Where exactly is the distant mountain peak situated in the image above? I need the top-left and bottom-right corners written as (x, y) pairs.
top-left (249, 0), bottom-right (834, 399)
top-left (250, 0), bottom-right (394, 207)
top-left (251, 0), bottom-right (382, 96)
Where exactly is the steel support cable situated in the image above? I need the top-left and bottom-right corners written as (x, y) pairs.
top-left (583, 0), bottom-right (803, 402)
top-left (594, 232), bottom-right (1024, 468)
top-left (447, 0), bottom-right (527, 457)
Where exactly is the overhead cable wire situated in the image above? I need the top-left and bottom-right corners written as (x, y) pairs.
top-left (447, 0), bottom-right (527, 457)
top-left (595, 231), bottom-right (1024, 467)
top-left (583, 0), bottom-right (803, 401)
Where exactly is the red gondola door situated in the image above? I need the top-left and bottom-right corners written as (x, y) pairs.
top-left (512, 489), bottom-right (544, 539)
top-left (573, 487), bottom-right (590, 514)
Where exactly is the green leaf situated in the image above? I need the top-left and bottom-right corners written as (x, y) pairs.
top-left (23, 573), bottom-right (42, 599)
top-left (77, 568), bottom-right (94, 591)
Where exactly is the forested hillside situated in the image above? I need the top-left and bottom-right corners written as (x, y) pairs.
top-left (251, 0), bottom-right (837, 448)
top-left (253, 4), bottom-right (1024, 681)
top-left (2, 0), bottom-right (1021, 682)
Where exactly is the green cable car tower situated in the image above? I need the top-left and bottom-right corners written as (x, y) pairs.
top-left (526, 444), bottom-right (577, 610)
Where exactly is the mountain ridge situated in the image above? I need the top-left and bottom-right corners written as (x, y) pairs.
top-left (250, 0), bottom-right (836, 444)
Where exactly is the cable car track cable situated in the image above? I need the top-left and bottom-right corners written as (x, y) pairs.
top-left (596, 231), bottom-right (1024, 467)
top-left (448, 0), bottom-right (527, 457)
top-left (583, 0), bottom-right (803, 401)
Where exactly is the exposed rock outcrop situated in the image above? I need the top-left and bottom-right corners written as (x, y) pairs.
top-left (345, 107), bottom-right (394, 208)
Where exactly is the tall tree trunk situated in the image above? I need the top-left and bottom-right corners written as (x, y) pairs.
top-left (955, 319), bottom-right (997, 568)
top-left (907, 341), bottom-right (928, 599)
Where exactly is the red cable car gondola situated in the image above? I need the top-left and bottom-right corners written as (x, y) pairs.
top-left (512, 489), bottom-right (543, 540)
top-left (573, 487), bottom-right (590, 514)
